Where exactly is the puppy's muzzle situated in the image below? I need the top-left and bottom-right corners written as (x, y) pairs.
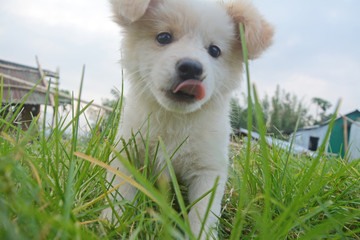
top-left (176, 58), bottom-right (203, 81)
top-left (171, 58), bottom-right (206, 101)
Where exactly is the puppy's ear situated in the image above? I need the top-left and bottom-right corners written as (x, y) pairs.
top-left (223, 1), bottom-right (274, 59)
top-left (110, 0), bottom-right (152, 25)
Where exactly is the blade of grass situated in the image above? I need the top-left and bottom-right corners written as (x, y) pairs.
top-left (73, 181), bottom-right (128, 214)
top-left (158, 137), bottom-right (189, 226)
top-left (197, 177), bottom-right (219, 240)
top-left (279, 115), bottom-right (301, 186)
top-left (230, 22), bottom-right (252, 240)
top-left (0, 75), bottom-right (3, 110)
top-left (63, 65), bottom-right (86, 222)
top-left (300, 212), bottom-right (359, 240)
top-left (42, 79), bottom-right (52, 172)
top-left (253, 84), bottom-right (272, 238)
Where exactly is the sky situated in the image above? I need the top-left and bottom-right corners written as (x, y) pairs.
top-left (1, 0), bottom-right (359, 117)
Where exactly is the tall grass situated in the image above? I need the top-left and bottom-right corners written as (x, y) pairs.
top-left (1, 39), bottom-right (360, 239)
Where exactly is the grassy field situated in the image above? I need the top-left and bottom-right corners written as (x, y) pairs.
top-left (1, 73), bottom-right (360, 240)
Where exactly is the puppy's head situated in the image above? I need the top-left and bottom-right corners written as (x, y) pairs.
top-left (111, 0), bottom-right (273, 113)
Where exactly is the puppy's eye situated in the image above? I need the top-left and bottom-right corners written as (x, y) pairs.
top-left (208, 45), bottom-right (221, 58)
top-left (156, 32), bottom-right (173, 45)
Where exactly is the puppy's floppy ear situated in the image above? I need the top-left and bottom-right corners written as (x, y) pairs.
top-left (223, 1), bottom-right (274, 59)
top-left (110, 0), bottom-right (152, 25)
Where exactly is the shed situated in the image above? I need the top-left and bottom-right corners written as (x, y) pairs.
top-left (0, 58), bottom-right (57, 129)
top-left (233, 128), bottom-right (316, 156)
top-left (348, 123), bottom-right (360, 161)
top-left (292, 110), bottom-right (360, 161)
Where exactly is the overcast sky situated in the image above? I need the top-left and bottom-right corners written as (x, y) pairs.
top-left (1, 0), bottom-right (359, 116)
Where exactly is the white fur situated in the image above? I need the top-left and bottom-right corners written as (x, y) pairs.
top-left (102, 0), bottom-right (273, 238)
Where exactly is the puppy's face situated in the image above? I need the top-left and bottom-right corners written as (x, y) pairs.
top-left (114, 0), bottom-right (273, 113)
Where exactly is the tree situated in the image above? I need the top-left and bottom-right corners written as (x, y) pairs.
top-left (230, 97), bottom-right (267, 132)
top-left (311, 97), bottom-right (332, 124)
top-left (267, 85), bottom-right (311, 137)
top-left (230, 86), bottom-right (332, 139)
top-left (102, 88), bottom-right (122, 109)
top-left (230, 98), bottom-right (244, 130)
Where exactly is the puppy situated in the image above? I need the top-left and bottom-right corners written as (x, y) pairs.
top-left (102, 0), bottom-right (273, 238)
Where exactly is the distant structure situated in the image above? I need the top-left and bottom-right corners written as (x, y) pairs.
top-left (1, 58), bottom-right (113, 131)
top-left (0, 57), bottom-right (58, 130)
top-left (292, 110), bottom-right (360, 162)
top-left (233, 127), bottom-right (314, 156)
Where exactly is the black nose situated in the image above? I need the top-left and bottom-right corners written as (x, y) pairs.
top-left (176, 58), bottom-right (203, 81)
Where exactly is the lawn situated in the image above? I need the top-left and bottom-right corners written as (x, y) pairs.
top-left (1, 72), bottom-right (359, 240)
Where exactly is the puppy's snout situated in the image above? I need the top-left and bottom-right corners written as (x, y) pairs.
top-left (176, 58), bottom-right (203, 81)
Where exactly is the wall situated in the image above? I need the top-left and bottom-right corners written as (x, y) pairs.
top-left (293, 124), bottom-right (329, 151)
top-left (348, 122), bottom-right (360, 162)
top-left (328, 111), bottom-right (360, 158)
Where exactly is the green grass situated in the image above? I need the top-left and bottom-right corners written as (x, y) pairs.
top-left (1, 80), bottom-right (360, 240)
top-left (1, 74), bottom-right (360, 240)
top-left (1, 33), bottom-right (360, 239)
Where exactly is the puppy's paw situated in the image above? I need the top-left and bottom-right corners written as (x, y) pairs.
top-left (100, 206), bottom-right (123, 225)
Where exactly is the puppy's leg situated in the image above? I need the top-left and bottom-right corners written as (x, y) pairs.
top-left (101, 160), bottom-right (137, 224)
top-left (187, 171), bottom-right (227, 239)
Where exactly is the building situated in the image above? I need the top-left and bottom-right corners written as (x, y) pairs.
top-left (234, 127), bottom-right (316, 156)
top-left (1, 58), bottom-right (114, 132)
top-left (292, 110), bottom-right (360, 162)
top-left (0, 58), bottom-right (57, 130)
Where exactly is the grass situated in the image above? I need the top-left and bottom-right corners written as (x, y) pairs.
top-left (1, 31), bottom-right (360, 239)
top-left (1, 82), bottom-right (360, 240)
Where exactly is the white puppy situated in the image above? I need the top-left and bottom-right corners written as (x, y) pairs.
top-left (103, 0), bottom-right (273, 238)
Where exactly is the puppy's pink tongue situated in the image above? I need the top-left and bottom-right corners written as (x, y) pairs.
top-left (172, 80), bottom-right (205, 100)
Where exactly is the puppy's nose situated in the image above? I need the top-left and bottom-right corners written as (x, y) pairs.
top-left (176, 58), bottom-right (203, 81)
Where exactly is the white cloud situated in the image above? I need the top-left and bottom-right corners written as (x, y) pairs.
top-left (283, 74), bottom-right (332, 97)
top-left (253, 72), bottom-right (358, 115)
top-left (2, 0), bottom-right (118, 35)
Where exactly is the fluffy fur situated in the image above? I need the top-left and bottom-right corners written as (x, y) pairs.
top-left (102, 0), bottom-right (273, 238)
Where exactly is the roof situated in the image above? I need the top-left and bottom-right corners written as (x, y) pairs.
top-left (295, 109), bottom-right (360, 133)
top-left (0, 59), bottom-right (57, 105)
top-left (237, 128), bottom-right (316, 156)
